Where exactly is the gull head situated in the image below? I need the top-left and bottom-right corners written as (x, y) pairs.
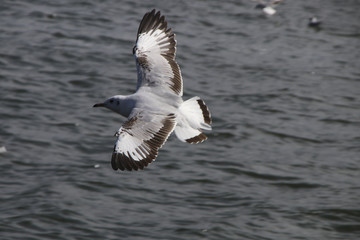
top-left (93, 95), bottom-right (133, 117)
top-left (93, 97), bottom-right (119, 110)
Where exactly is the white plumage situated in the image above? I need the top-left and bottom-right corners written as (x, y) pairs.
top-left (93, 9), bottom-right (212, 171)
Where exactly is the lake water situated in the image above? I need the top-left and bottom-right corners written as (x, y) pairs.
top-left (1, 0), bottom-right (360, 239)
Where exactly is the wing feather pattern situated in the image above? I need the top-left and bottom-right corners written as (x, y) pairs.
top-left (134, 9), bottom-right (183, 96)
top-left (111, 112), bottom-right (176, 171)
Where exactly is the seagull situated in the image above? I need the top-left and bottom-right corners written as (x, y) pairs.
top-left (308, 17), bottom-right (322, 28)
top-left (93, 9), bottom-right (212, 171)
top-left (253, 0), bottom-right (284, 16)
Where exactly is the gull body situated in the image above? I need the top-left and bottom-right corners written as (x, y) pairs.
top-left (96, 88), bottom-right (182, 118)
top-left (93, 9), bottom-right (212, 171)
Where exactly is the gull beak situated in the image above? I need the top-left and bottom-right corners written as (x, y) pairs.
top-left (93, 103), bottom-right (105, 107)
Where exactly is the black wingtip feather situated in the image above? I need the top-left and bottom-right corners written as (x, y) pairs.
top-left (111, 114), bottom-right (175, 171)
top-left (137, 9), bottom-right (162, 37)
top-left (135, 10), bottom-right (182, 96)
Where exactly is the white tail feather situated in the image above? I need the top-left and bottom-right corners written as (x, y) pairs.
top-left (175, 96), bottom-right (212, 143)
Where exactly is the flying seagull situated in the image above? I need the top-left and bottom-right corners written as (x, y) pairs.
top-left (93, 9), bottom-right (212, 171)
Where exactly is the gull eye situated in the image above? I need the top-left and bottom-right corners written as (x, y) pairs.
top-left (109, 99), bottom-right (114, 103)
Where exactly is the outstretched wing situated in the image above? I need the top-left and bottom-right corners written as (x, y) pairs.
top-left (111, 111), bottom-right (176, 171)
top-left (133, 9), bottom-right (183, 96)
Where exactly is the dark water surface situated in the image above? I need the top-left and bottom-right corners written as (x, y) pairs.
top-left (1, 0), bottom-right (360, 239)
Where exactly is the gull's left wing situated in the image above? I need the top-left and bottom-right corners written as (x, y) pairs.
top-left (111, 110), bottom-right (176, 171)
top-left (133, 9), bottom-right (183, 96)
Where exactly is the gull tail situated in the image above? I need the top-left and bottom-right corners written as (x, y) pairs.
top-left (175, 96), bottom-right (212, 144)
